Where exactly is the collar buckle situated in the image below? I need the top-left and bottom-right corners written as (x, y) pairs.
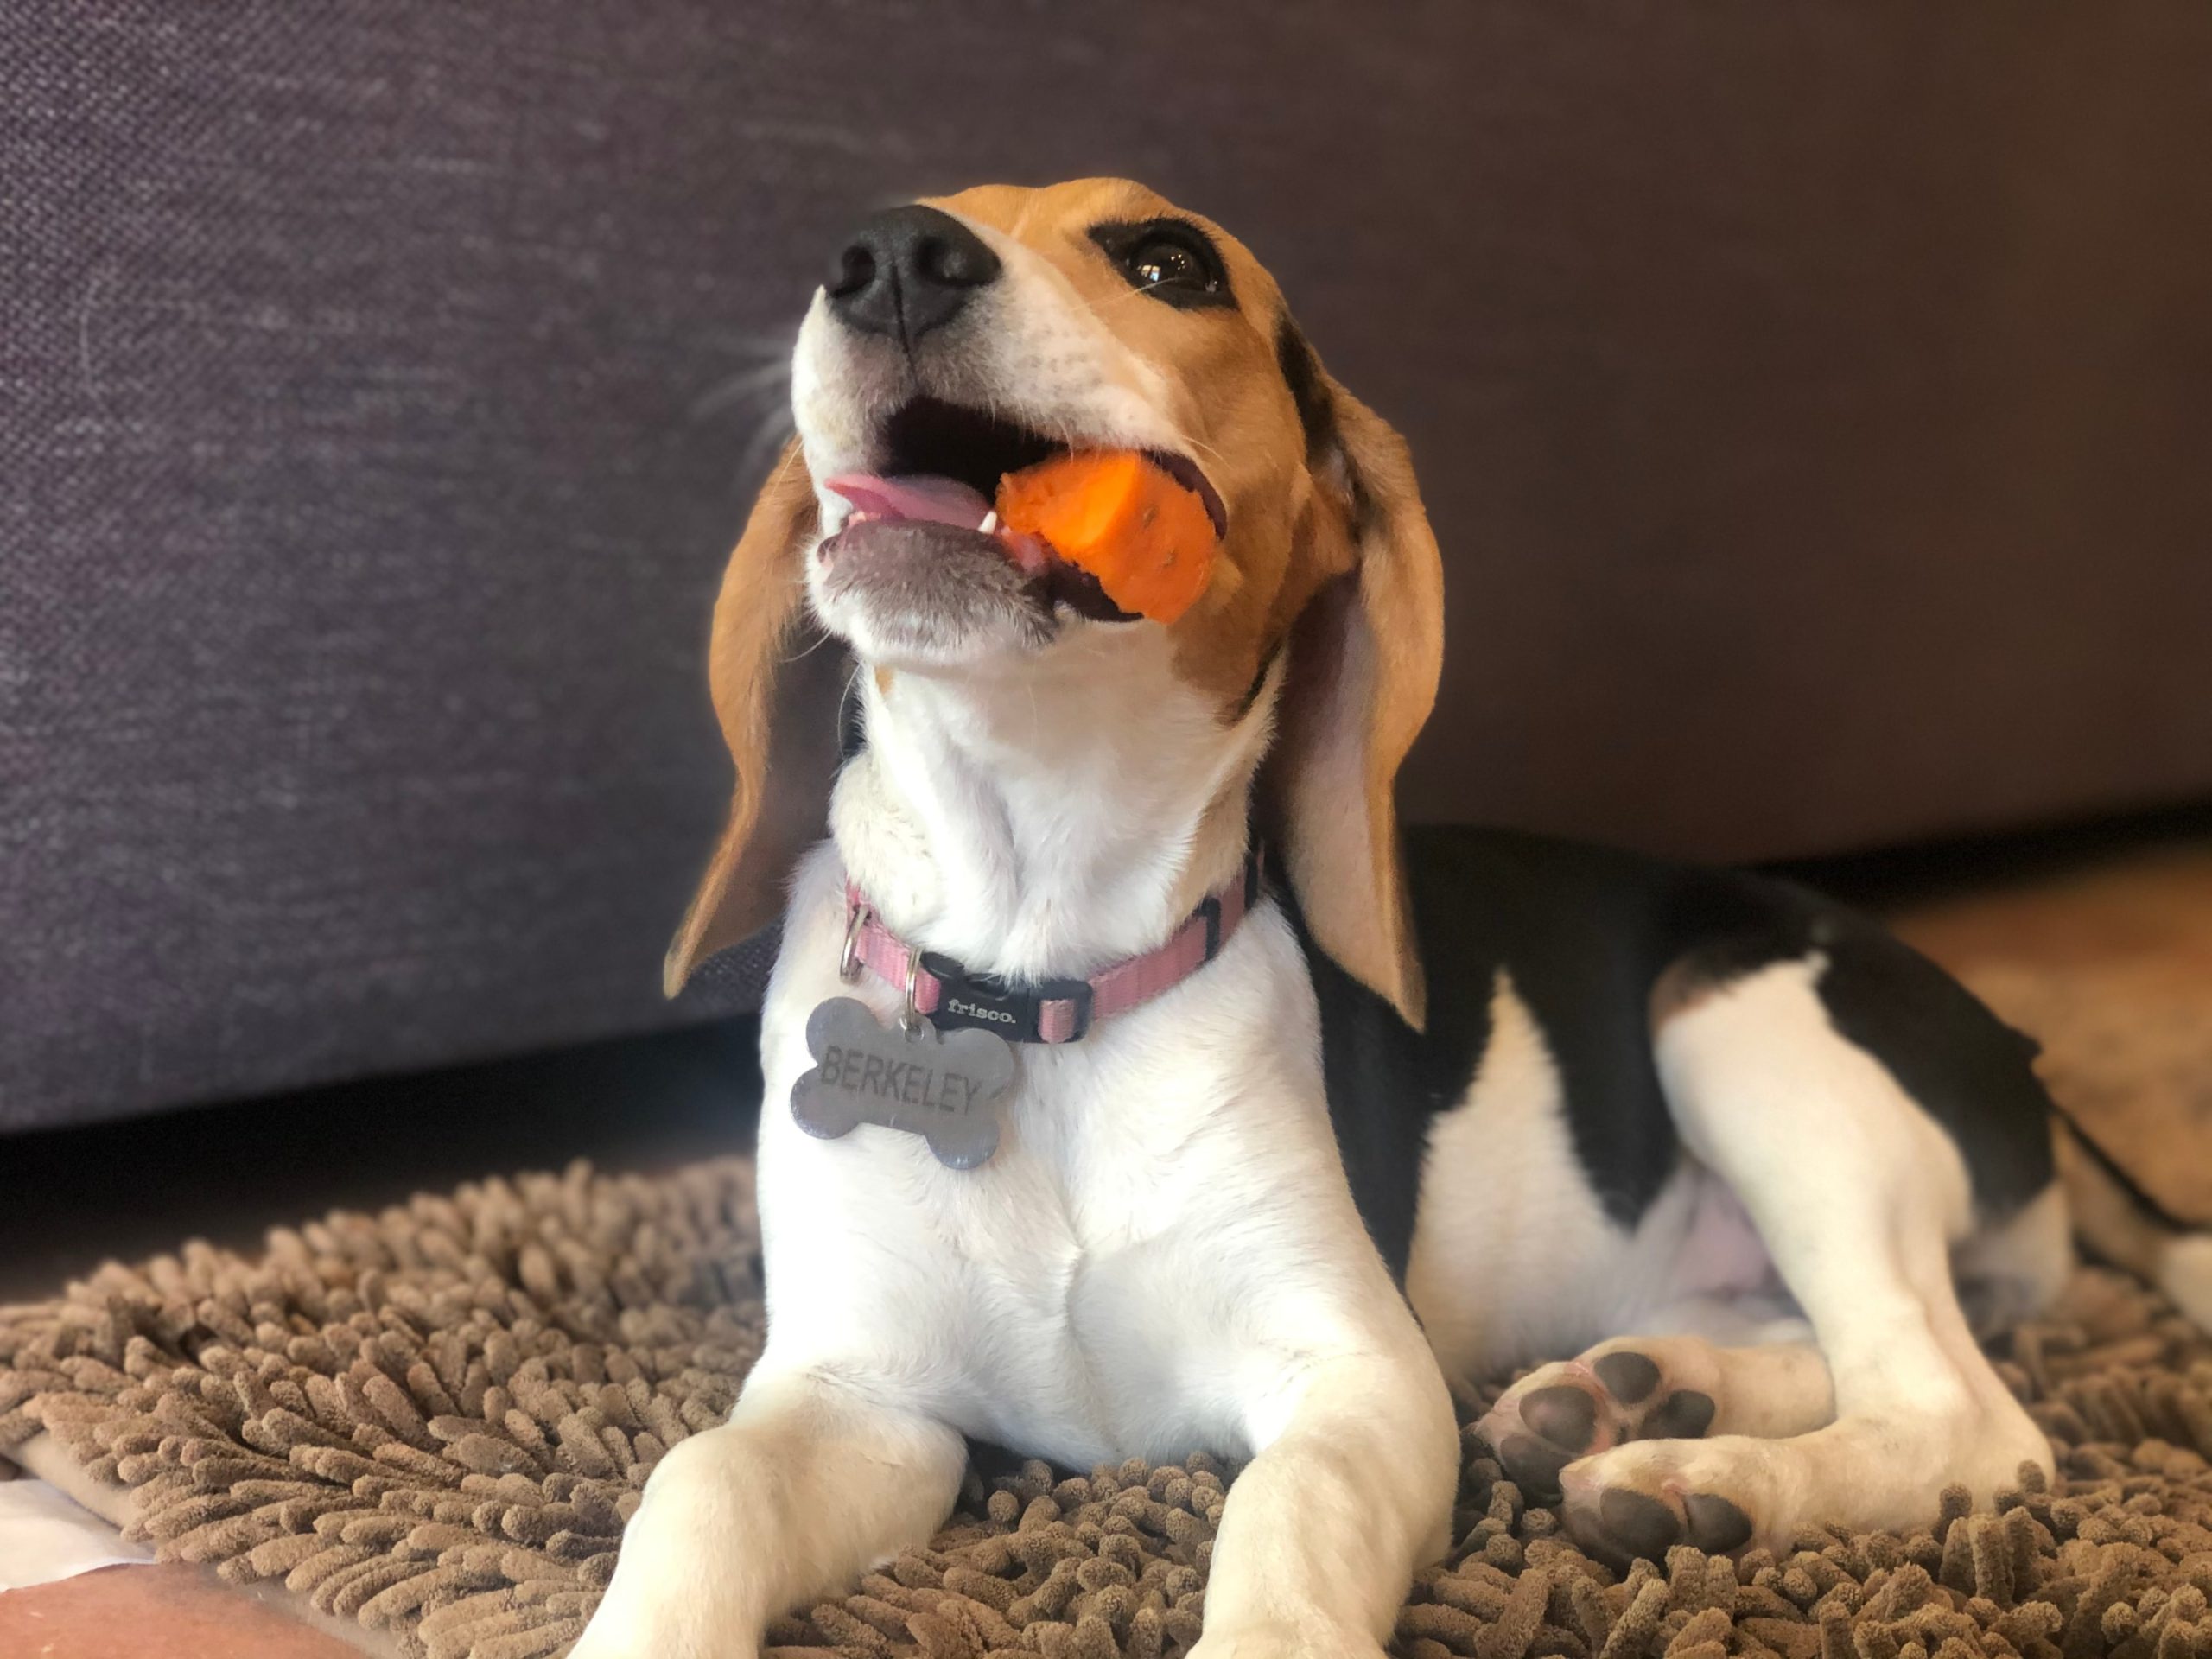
top-left (919, 952), bottom-right (1094, 1045)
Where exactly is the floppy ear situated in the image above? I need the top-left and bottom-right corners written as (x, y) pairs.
top-left (663, 440), bottom-right (846, 995)
top-left (1262, 357), bottom-right (1446, 1031)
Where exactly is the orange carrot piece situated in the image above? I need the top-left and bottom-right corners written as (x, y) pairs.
top-left (995, 450), bottom-right (1217, 623)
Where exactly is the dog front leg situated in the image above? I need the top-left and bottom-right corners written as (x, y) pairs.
top-left (572, 1362), bottom-right (966, 1659)
top-left (1194, 1351), bottom-right (1459, 1659)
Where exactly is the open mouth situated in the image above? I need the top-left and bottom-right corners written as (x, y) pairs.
top-left (819, 398), bottom-right (1229, 626)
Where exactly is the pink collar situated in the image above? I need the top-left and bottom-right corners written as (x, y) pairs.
top-left (840, 851), bottom-right (1261, 1044)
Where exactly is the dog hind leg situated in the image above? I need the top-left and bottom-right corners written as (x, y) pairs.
top-left (1556, 958), bottom-right (2052, 1565)
top-left (1478, 1320), bottom-right (1834, 1508)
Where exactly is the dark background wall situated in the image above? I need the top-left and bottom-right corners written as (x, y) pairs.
top-left (7, 1), bottom-right (2210, 1129)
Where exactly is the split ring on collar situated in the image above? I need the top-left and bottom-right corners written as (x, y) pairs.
top-left (840, 902), bottom-right (871, 984)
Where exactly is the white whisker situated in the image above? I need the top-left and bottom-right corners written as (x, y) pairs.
top-left (732, 406), bottom-right (798, 494)
top-left (691, 359), bottom-right (794, 421)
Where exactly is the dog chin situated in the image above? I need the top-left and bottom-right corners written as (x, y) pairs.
top-left (810, 519), bottom-right (1060, 670)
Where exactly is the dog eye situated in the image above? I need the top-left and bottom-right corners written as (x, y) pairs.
top-left (1130, 236), bottom-right (1205, 290)
top-left (1090, 220), bottom-right (1233, 310)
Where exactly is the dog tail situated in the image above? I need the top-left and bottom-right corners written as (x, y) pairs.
top-left (2055, 1104), bottom-right (2212, 1329)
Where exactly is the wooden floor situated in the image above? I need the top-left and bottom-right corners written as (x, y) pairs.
top-left (1886, 835), bottom-right (2212, 1217)
top-left (5, 816), bottom-right (2210, 1656)
top-left (0, 1562), bottom-right (368, 1659)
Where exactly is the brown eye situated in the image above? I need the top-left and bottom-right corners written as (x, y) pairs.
top-left (1090, 219), bottom-right (1234, 310)
top-left (1130, 236), bottom-right (1206, 291)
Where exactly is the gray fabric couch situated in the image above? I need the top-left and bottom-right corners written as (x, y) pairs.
top-left (8, 2), bottom-right (2211, 1132)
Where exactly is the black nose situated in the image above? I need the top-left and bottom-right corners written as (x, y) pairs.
top-left (827, 205), bottom-right (1001, 342)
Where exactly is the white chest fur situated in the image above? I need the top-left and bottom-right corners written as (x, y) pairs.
top-left (752, 845), bottom-right (1410, 1467)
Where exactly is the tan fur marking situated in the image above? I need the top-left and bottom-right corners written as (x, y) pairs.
top-left (1649, 957), bottom-right (1727, 1030)
top-left (927, 180), bottom-right (1317, 714)
top-left (1259, 378), bottom-right (1445, 1030)
top-left (664, 441), bottom-right (825, 994)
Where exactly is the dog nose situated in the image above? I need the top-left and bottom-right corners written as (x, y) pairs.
top-left (826, 206), bottom-right (1001, 341)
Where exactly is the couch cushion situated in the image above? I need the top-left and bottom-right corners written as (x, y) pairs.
top-left (7, 3), bottom-right (2210, 1128)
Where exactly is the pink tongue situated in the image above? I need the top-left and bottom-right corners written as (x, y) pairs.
top-left (824, 473), bottom-right (994, 530)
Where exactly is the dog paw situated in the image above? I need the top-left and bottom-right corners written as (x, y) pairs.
top-left (566, 1627), bottom-right (638, 1659)
top-left (568, 1605), bottom-right (753, 1659)
top-left (1189, 1616), bottom-right (1385, 1659)
top-left (1474, 1340), bottom-right (1719, 1503)
top-left (1555, 1436), bottom-right (1774, 1569)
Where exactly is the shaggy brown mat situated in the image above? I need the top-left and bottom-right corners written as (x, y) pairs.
top-left (4, 963), bottom-right (2212, 1659)
top-left (8, 1170), bottom-right (2212, 1659)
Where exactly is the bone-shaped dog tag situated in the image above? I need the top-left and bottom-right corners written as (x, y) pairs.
top-left (791, 998), bottom-right (1016, 1170)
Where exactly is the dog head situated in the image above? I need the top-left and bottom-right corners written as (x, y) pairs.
top-left (665, 179), bottom-right (1444, 1026)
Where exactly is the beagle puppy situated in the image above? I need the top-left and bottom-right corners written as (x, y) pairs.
top-left (573, 179), bottom-right (2171, 1659)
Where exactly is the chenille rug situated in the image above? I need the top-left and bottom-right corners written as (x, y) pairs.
top-left (3, 951), bottom-right (2210, 1659)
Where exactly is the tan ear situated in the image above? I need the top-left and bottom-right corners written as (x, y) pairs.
top-left (664, 440), bottom-right (845, 995)
top-left (1264, 378), bottom-right (1446, 1030)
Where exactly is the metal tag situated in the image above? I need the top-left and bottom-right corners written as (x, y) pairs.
top-left (790, 997), bottom-right (1016, 1170)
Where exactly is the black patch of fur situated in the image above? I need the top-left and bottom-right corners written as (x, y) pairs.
top-left (1292, 885), bottom-right (1485, 1281)
top-left (1275, 319), bottom-right (1335, 460)
top-left (1275, 319), bottom-right (1381, 537)
top-left (1294, 825), bottom-right (2056, 1281)
top-left (1813, 920), bottom-right (2056, 1213)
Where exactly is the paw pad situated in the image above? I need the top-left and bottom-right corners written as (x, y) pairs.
top-left (1597, 1488), bottom-right (1680, 1558)
top-left (1642, 1389), bottom-right (1716, 1440)
top-left (1570, 1485), bottom-right (1754, 1567)
top-left (1592, 1351), bottom-right (1661, 1404)
top-left (1522, 1384), bottom-right (1599, 1451)
top-left (1682, 1492), bottom-right (1753, 1552)
top-left (1497, 1433), bottom-right (1577, 1503)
